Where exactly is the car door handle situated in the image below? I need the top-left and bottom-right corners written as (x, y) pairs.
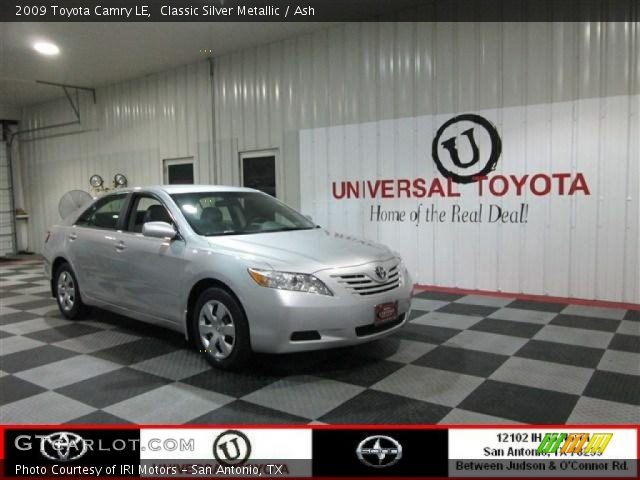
top-left (68, 233), bottom-right (77, 241)
top-left (115, 241), bottom-right (126, 252)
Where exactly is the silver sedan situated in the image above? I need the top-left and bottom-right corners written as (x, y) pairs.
top-left (43, 185), bottom-right (413, 369)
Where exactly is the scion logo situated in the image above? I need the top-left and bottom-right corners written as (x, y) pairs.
top-left (356, 435), bottom-right (402, 468)
top-left (39, 432), bottom-right (88, 462)
top-left (432, 113), bottom-right (502, 184)
top-left (213, 430), bottom-right (251, 466)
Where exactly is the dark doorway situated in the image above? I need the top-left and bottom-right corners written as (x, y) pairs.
top-left (241, 154), bottom-right (276, 197)
top-left (164, 158), bottom-right (194, 184)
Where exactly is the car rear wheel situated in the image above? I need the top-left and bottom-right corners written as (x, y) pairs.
top-left (55, 263), bottom-right (89, 320)
top-left (192, 287), bottom-right (251, 370)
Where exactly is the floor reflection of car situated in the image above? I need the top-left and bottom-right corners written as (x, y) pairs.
top-left (44, 185), bottom-right (413, 369)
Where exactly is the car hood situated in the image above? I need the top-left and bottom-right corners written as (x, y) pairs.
top-left (206, 228), bottom-right (395, 273)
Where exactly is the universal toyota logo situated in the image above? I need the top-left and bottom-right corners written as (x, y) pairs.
top-left (374, 266), bottom-right (387, 282)
top-left (432, 113), bottom-right (502, 184)
top-left (356, 435), bottom-right (402, 468)
top-left (39, 432), bottom-right (88, 462)
top-left (213, 430), bottom-right (251, 467)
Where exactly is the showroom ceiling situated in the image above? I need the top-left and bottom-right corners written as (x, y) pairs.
top-left (0, 22), bottom-right (334, 107)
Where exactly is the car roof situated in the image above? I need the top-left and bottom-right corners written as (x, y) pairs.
top-left (157, 184), bottom-right (258, 194)
top-left (115, 185), bottom-right (260, 195)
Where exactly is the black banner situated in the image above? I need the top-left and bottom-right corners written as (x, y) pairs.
top-left (1, 0), bottom-right (638, 22)
top-left (312, 429), bottom-right (448, 477)
top-left (3, 429), bottom-right (139, 477)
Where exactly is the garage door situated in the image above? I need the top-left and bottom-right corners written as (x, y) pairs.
top-left (0, 141), bottom-right (15, 256)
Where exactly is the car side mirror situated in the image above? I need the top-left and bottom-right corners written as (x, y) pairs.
top-left (142, 221), bottom-right (177, 240)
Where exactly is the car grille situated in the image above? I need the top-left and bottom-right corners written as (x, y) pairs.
top-left (332, 263), bottom-right (400, 296)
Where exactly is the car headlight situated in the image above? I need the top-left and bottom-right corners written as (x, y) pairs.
top-left (248, 268), bottom-right (333, 296)
top-left (395, 257), bottom-right (408, 282)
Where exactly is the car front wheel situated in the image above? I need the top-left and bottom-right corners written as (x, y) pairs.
top-left (192, 287), bottom-right (251, 370)
top-left (55, 263), bottom-right (89, 320)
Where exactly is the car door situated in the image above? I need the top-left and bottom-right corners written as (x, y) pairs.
top-left (115, 193), bottom-right (187, 323)
top-left (67, 192), bottom-right (128, 305)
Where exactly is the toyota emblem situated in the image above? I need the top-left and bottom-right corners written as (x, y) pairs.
top-left (374, 266), bottom-right (387, 282)
top-left (39, 432), bottom-right (87, 462)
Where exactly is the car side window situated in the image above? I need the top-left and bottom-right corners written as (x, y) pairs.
top-left (76, 194), bottom-right (126, 230)
top-left (127, 195), bottom-right (173, 233)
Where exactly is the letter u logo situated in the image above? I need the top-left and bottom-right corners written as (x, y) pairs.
top-left (218, 438), bottom-right (242, 460)
top-left (441, 128), bottom-right (480, 168)
top-left (431, 113), bottom-right (502, 184)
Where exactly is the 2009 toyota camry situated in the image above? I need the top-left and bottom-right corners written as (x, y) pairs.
top-left (43, 185), bottom-right (413, 369)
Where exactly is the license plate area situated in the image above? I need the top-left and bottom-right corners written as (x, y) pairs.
top-left (374, 301), bottom-right (398, 325)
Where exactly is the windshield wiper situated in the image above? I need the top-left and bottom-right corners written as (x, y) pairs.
top-left (201, 230), bottom-right (242, 236)
top-left (203, 226), bottom-right (315, 236)
top-left (256, 226), bottom-right (316, 233)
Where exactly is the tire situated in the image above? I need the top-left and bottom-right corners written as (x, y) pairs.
top-left (191, 287), bottom-right (252, 370)
top-left (54, 262), bottom-right (89, 320)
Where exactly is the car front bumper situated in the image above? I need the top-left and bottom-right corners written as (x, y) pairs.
top-left (244, 268), bottom-right (413, 354)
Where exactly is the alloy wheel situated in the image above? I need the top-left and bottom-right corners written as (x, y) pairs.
top-left (198, 300), bottom-right (236, 359)
top-left (57, 271), bottom-right (75, 312)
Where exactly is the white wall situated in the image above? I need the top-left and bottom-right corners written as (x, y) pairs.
top-left (300, 96), bottom-right (639, 303)
top-left (18, 21), bottom-right (639, 302)
top-left (212, 21), bottom-right (639, 303)
top-left (19, 61), bottom-right (213, 251)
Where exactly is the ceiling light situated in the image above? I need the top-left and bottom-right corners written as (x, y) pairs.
top-left (33, 41), bottom-right (60, 56)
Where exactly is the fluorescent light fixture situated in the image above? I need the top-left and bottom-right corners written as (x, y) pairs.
top-left (33, 41), bottom-right (60, 56)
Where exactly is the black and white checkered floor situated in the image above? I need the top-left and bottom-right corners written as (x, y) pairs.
top-left (1, 259), bottom-right (638, 425)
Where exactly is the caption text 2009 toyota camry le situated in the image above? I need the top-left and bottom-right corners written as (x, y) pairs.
top-left (43, 185), bottom-right (413, 369)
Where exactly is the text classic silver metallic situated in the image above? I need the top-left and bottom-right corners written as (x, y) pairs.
top-left (43, 185), bottom-right (413, 369)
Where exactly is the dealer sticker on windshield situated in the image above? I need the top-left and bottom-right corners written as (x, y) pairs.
top-left (375, 301), bottom-right (398, 324)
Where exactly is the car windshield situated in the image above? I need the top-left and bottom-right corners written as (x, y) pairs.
top-left (171, 191), bottom-right (316, 236)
